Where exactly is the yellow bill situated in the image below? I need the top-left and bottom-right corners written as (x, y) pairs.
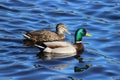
top-left (86, 32), bottom-right (92, 37)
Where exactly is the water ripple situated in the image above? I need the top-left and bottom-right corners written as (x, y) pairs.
top-left (0, 0), bottom-right (120, 80)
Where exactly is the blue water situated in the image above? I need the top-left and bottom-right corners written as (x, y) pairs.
top-left (0, 0), bottom-right (120, 80)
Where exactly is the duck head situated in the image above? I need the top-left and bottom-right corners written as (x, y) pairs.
top-left (75, 28), bottom-right (92, 43)
top-left (56, 23), bottom-right (71, 34)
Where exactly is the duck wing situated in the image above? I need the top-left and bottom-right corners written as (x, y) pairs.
top-left (44, 41), bottom-right (72, 48)
top-left (23, 30), bottom-right (61, 42)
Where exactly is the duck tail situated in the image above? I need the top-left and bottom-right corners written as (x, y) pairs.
top-left (35, 44), bottom-right (45, 49)
top-left (35, 44), bottom-right (52, 52)
top-left (35, 43), bottom-right (47, 50)
top-left (22, 34), bottom-right (31, 39)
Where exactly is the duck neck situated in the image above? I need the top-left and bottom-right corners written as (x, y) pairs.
top-left (56, 30), bottom-right (63, 34)
top-left (75, 35), bottom-right (83, 43)
top-left (75, 41), bottom-right (82, 44)
top-left (55, 29), bottom-right (65, 40)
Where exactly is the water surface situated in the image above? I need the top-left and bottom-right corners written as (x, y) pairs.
top-left (0, 0), bottom-right (120, 80)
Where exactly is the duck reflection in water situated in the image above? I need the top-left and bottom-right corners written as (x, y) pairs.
top-left (36, 52), bottom-right (92, 72)
top-left (37, 52), bottom-right (53, 60)
top-left (23, 39), bottom-right (35, 46)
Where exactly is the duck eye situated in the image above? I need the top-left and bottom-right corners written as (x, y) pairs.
top-left (82, 29), bottom-right (86, 36)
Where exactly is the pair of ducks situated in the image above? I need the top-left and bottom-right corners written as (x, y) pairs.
top-left (23, 23), bottom-right (91, 58)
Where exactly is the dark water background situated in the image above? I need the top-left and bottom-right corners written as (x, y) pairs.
top-left (0, 0), bottom-right (120, 80)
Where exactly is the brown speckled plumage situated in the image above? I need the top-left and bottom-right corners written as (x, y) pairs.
top-left (23, 23), bottom-right (70, 43)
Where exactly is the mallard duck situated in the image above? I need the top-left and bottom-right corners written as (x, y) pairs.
top-left (23, 23), bottom-right (70, 43)
top-left (35, 28), bottom-right (92, 58)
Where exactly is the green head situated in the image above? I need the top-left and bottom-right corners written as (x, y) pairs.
top-left (75, 28), bottom-right (92, 43)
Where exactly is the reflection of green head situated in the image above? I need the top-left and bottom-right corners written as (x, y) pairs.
top-left (75, 28), bottom-right (92, 42)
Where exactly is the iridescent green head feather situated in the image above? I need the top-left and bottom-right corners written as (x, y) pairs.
top-left (75, 28), bottom-right (92, 43)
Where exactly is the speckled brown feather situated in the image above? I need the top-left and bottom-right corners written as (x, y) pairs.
top-left (26, 30), bottom-right (65, 42)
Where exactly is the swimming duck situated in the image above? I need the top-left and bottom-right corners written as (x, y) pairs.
top-left (23, 23), bottom-right (70, 43)
top-left (35, 28), bottom-right (92, 58)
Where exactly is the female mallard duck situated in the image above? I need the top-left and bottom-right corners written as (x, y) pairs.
top-left (23, 23), bottom-right (70, 43)
top-left (35, 28), bottom-right (92, 59)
